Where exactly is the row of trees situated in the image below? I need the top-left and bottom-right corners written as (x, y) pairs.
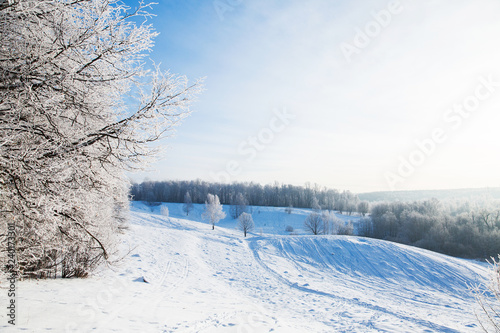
top-left (0, 0), bottom-right (200, 278)
top-left (131, 180), bottom-right (368, 214)
top-left (359, 199), bottom-right (500, 259)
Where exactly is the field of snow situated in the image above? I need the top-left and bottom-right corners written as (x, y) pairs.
top-left (0, 202), bottom-right (492, 332)
top-left (132, 202), bottom-right (360, 236)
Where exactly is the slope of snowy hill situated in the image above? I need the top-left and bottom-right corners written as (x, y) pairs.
top-left (0, 202), bottom-right (490, 332)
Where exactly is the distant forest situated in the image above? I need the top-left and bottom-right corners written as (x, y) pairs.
top-left (131, 180), bottom-right (500, 259)
top-left (359, 187), bottom-right (500, 202)
top-left (130, 180), bottom-right (364, 214)
top-left (359, 198), bottom-right (500, 259)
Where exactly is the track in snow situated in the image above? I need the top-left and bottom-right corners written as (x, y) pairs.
top-left (248, 235), bottom-right (487, 332)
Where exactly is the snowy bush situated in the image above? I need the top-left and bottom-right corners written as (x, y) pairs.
top-left (161, 206), bottom-right (170, 217)
top-left (337, 221), bottom-right (354, 236)
top-left (473, 256), bottom-right (500, 331)
top-left (320, 211), bottom-right (347, 235)
top-left (285, 225), bottom-right (294, 233)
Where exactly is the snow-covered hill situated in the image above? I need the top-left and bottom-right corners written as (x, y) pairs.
top-left (0, 203), bottom-right (490, 332)
top-left (131, 201), bottom-right (360, 236)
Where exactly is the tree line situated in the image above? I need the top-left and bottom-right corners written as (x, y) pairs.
top-left (359, 198), bottom-right (500, 259)
top-left (130, 180), bottom-right (367, 214)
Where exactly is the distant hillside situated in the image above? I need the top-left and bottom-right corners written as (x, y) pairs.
top-left (358, 187), bottom-right (500, 202)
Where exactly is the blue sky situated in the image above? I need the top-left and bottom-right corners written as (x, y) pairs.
top-left (125, 0), bottom-right (500, 193)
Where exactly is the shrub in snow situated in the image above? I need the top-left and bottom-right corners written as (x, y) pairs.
top-left (161, 206), bottom-right (169, 217)
top-left (473, 255), bottom-right (500, 331)
top-left (338, 221), bottom-right (354, 236)
top-left (321, 211), bottom-right (337, 235)
top-left (285, 225), bottom-right (294, 233)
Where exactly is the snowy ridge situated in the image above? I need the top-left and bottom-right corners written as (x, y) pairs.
top-left (250, 236), bottom-right (485, 332)
top-left (0, 203), bottom-right (489, 332)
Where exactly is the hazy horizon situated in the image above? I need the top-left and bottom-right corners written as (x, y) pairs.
top-left (125, 0), bottom-right (500, 193)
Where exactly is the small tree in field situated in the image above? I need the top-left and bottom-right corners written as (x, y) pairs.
top-left (238, 212), bottom-right (254, 237)
top-left (202, 194), bottom-right (226, 230)
top-left (183, 192), bottom-right (193, 216)
top-left (304, 212), bottom-right (323, 235)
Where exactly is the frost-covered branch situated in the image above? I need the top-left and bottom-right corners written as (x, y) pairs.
top-left (0, 0), bottom-right (201, 278)
top-left (473, 257), bottom-right (500, 332)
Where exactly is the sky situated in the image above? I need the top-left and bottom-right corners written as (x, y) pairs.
top-left (124, 0), bottom-right (500, 193)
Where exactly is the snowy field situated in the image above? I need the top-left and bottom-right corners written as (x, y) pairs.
top-left (0, 202), bottom-right (491, 332)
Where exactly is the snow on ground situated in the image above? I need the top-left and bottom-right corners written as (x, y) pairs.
top-left (0, 202), bottom-right (491, 332)
top-left (133, 202), bottom-right (359, 236)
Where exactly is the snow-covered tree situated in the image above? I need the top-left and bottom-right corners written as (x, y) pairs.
top-left (311, 197), bottom-right (321, 212)
top-left (202, 194), bottom-right (226, 230)
top-left (304, 212), bottom-right (323, 235)
top-left (336, 198), bottom-right (346, 214)
top-left (320, 211), bottom-right (334, 235)
top-left (183, 192), bottom-right (193, 216)
top-left (358, 201), bottom-right (370, 217)
top-left (346, 202), bottom-right (357, 216)
top-left (238, 212), bottom-right (254, 237)
top-left (0, 0), bottom-right (201, 278)
top-left (337, 221), bottom-right (354, 236)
